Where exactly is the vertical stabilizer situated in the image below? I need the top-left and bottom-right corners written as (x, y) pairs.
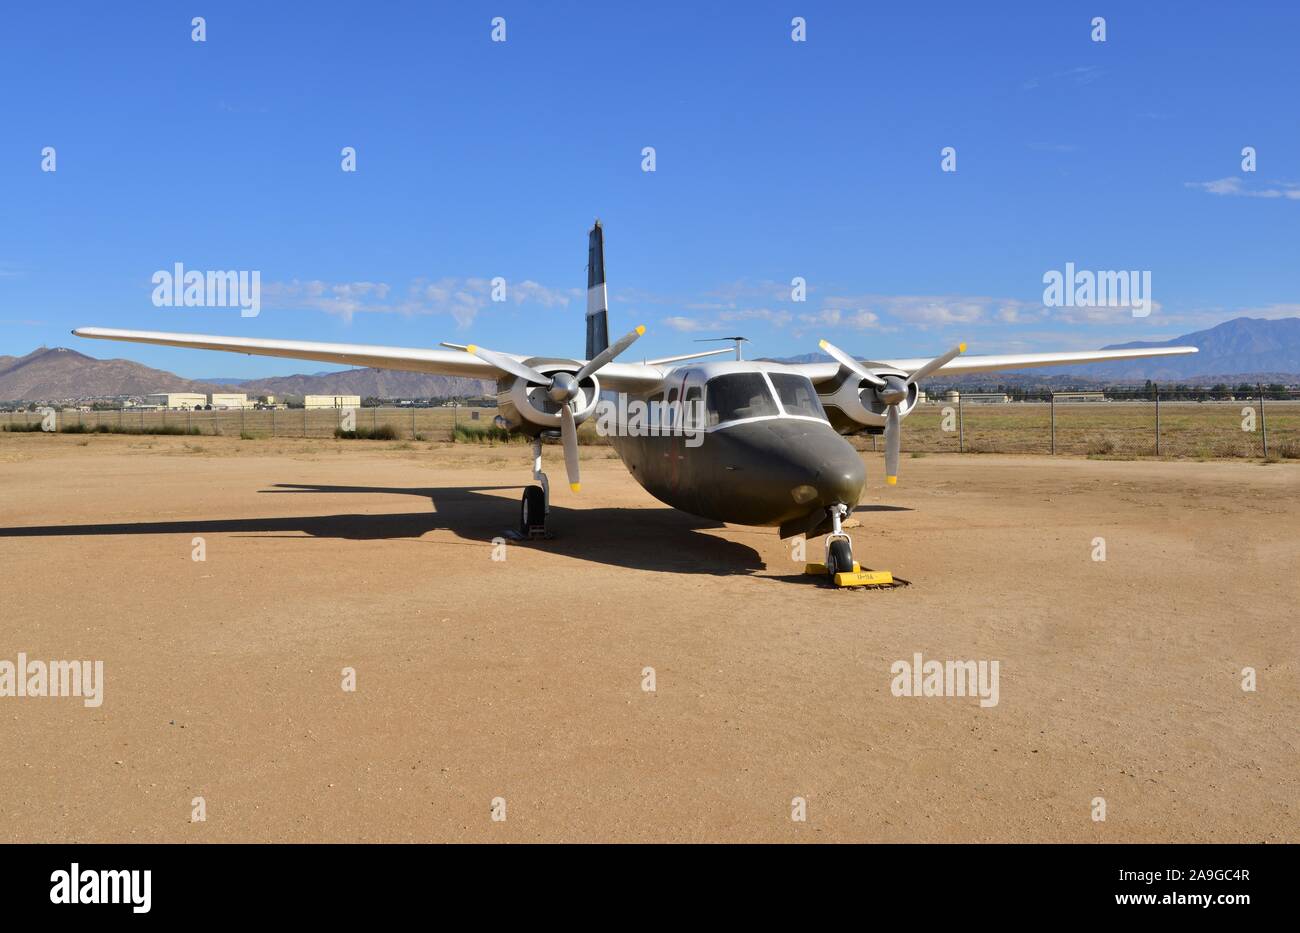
top-left (586, 220), bottom-right (609, 359)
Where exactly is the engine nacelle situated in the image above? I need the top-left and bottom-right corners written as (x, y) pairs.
top-left (819, 368), bottom-right (918, 435)
top-left (493, 359), bottom-right (601, 435)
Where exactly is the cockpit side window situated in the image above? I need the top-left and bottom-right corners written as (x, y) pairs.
top-left (769, 373), bottom-right (828, 421)
top-left (705, 373), bottom-right (779, 426)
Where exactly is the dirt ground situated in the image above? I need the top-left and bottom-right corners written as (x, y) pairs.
top-left (0, 432), bottom-right (1295, 842)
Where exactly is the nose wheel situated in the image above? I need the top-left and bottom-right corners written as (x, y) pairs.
top-left (823, 502), bottom-right (854, 582)
top-left (825, 537), bottom-right (854, 579)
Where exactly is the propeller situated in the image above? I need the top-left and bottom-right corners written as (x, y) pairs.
top-left (820, 339), bottom-right (966, 486)
top-left (459, 326), bottom-right (646, 492)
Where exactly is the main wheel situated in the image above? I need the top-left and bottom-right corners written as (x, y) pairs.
top-left (521, 485), bottom-right (546, 535)
top-left (826, 538), bottom-right (853, 583)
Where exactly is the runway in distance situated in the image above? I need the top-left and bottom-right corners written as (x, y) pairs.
top-left (75, 222), bottom-right (1197, 579)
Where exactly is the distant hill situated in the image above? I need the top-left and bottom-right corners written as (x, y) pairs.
top-left (237, 369), bottom-right (492, 399)
top-left (1083, 316), bottom-right (1300, 381)
top-left (768, 317), bottom-right (1300, 384)
top-left (0, 348), bottom-right (233, 401)
top-left (0, 346), bottom-right (494, 403)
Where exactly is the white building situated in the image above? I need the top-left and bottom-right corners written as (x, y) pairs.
top-left (304, 394), bottom-right (362, 410)
top-left (144, 393), bottom-right (207, 410)
top-left (210, 393), bottom-right (252, 409)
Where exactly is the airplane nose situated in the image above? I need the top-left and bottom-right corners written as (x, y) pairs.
top-left (793, 434), bottom-right (866, 509)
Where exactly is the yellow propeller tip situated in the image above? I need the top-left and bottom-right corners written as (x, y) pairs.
top-left (958, 342), bottom-right (967, 353)
top-left (635, 325), bottom-right (646, 335)
top-left (466, 344), bottom-right (477, 353)
top-left (818, 339), bottom-right (828, 349)
top-left (885, 476), bottom-right (897, 485)
top-left (569, 483), bottom-right (581, 493)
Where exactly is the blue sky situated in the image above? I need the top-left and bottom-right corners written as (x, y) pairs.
top-left (1, 1), bottom-right (1297, 377)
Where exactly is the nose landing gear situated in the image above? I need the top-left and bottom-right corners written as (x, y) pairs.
top-left (520, 435), bottom-right (553, 539)
top-left (823, 503), bottom-right (854, 580)
top-left (804, 502), bottom-right (897, 588)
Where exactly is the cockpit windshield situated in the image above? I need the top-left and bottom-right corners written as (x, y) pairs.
top-left (705, 373), bottom-right (779, 425)
top-left (768, 373), bottom-right (827, 420)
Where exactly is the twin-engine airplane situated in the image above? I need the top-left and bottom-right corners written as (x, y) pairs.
top-left (75, 222), bottom-right (1197, 579)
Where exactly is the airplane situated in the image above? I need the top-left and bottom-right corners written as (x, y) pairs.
top-left (74, 221), bottom-right (1198, 581)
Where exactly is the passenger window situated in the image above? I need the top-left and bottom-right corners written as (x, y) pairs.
top-left (646, 392), bottom-right (665, 431)
top-left (683, 386), bottom-right (703, 431)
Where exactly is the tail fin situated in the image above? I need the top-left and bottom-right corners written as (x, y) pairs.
top-left (586, 220), bottom-right (609, 359)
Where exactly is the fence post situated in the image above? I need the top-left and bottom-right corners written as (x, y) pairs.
top-left (271, 408), bottom-right (276, 436)
top-left (958, 396), bottom-right (964, 453)
top-left (1258, 383), bottom-right (1268, 457)
top-left (1154, 384), bottom-right (1161, 457)
top-left (1050, 393), bottom-right (1055, 455)
top-left (241, 406), bottom-right (246, 436)
top-left (373, 407), bottom-right (378, 432)
top-left (411, 407), bottom-right (416, 440)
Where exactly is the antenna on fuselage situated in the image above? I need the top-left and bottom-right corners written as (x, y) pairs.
top-left (694, 336), bottom-right (750, 361)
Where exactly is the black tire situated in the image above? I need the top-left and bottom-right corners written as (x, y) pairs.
top-left (826, 538), bottom-right (853, 582)
top-left (521, 485), bottom-right (546, 535)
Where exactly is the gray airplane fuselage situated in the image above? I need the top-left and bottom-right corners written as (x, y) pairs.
top-left (601, 361), bottom-right (867, 532)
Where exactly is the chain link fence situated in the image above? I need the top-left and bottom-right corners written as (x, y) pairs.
top-left (3, 399), bottom-right (1298, 458)
top-left (0, 405), bottom-right (497, 440)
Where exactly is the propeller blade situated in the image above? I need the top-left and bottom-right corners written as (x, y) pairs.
top-left (818, 339), bottom-right (887, 387)
top-left (464, 344), bottom-right (550, 386)
top-left (884, 405), bottom-right (900, 485)
top-left (576, 325), bottom-right (645, 382)
top-left (906, 342), bottom-right (966, 384)
top-left (559, 404), bottom-right (581, 492)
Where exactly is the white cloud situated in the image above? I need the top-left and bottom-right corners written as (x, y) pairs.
top-left (262, 276), bottom-right (574, 326)
top-left (1185, 177), bottom-right (1300, 200)
top-left (662, 315), bottom-right (720, 333)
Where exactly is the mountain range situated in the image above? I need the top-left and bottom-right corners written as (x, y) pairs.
top-left (1, 317), bottom-right (1296, 402)
top-left (0, 348), bottom-right (493, 403)
top-left (771, 316), bottom-right (1300, 385)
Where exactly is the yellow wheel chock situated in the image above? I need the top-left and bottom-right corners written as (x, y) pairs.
top-left (803, 562), bottom-right (895, 588)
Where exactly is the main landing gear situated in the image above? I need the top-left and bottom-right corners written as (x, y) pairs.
top-left (520, 435), bottom-right (552, 539)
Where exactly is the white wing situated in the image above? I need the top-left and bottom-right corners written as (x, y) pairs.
top-left (792, 345), bottom-right (1198, 384)
top-left (72, 327), bottom-right (665, 393)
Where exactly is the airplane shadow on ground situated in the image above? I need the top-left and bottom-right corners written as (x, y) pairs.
top-left (0, 482), bottom-right (764, 576)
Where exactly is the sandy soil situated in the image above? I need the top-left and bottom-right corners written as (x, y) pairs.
top-left (0, 432), bottom-right (1295, 842)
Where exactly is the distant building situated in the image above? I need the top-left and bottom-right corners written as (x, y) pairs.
top-left (210, 392), bottom-right (252, 409)
top-left (1051, 391), bottom-right (1106, 403)
top-left (942, 390), bottom-right (961, 403)
top-left (304, 394), bottom-right (362, 409)
top-left (963, 393), bottom-right (1011, 404)
top-left (144, 392), bottom-right (206, 410)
